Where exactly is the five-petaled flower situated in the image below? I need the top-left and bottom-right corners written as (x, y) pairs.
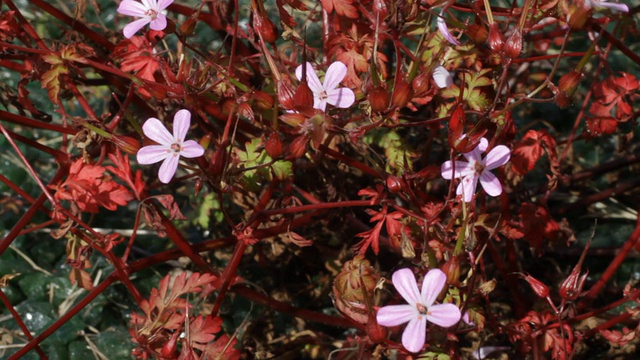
top-left (137, 109), bottom-right (204, 184)
top-left (117, 0), bottom-right (174, 39)
top-left (376, 268), bottom-right (461, 353)
top-left (441, 137), bottom-right (511, 203)
top-left (295, 61), bottom-right (355, 111)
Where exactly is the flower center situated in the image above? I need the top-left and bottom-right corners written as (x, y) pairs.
top-left (474, 160), bottom-right (485, 175)
top-left (170, 142), bottom-right (182, 154)
top-left (145, 9), bottom-right (158, 19)
top-left (416, 302), bottom-right (428, 315)
top-left (318, 90), bottom-right (328, 101)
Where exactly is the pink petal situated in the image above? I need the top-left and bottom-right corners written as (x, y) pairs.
top-left (156, 0), bottom-right (175, 10)
top-left (117, 0), bottom-right (148, 17)
top-left (172, 109), bottom-right (191, 141)
top-left (326, 87), bottom-right (355, 108)
top-left (137, 144), bottom-right (170, 164)
top-left (295, 63), bottom-right (323, 95)
top-left (420, 269), bottom-right (447, 307)
top-left (180, 140), bottom-right (205, 158)
top-left (140, 0), bottom-right (155, 9)
top-left (426, 303), bottom-right (461, 327)
top-left (463, 138), bottom-right (488, 163)
top-left (457, 175), bottom-right (479, 203)
top-left (158, 154), bottom-right (180, 183)
top-left (484, 145), bottom-right (511, 170)
top-left (437, 11), bottom-right (461, 46)
top-left (392, 268), bottom-right (421, 305)
top-left (376, 304), bottom-right (417, 327)
top-left (433, 65), bottom-right (453, 89)
top-left (313, 98), bottom-right (328, 112)
top-left (402, 317), bottom-right (427, 353)
top-left (323, 61), bottom-right (348, 91)
top-left (591, 0), bottom-right (629, 12)
top-left (142, 118), bottom-right (174, 145)
top-left (123, 18), bottom-right (151, 39)
top-left (149, 14), bottom-right (168, 31)
top-left (441, 160), bottom-right (472, 179)
top-left (479, 171), bottom-right (502, 197)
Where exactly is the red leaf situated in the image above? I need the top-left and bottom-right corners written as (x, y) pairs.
top-left (511, 129), bottom-right (558, 175)
top-left (585, 116), bottom-right (617, 136)
top-left (600, 328), bottom-right (636, 347)
top-left (153, 194), bottom-right (186, 220)
top-left (321, 0), bottom-right (358, 18)
top-left (519, 203), bottom-right (559, 255)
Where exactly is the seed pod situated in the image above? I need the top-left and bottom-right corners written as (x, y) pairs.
top-left (277, 79), bottom-right (296, 110)
top-left (558, 70), bottom-right (583, 93)
top-left (385, 175), bottom-right (402, 193)
top-left (391, 79), bottom-right (413, 108)
top-left (252, 9), bottom-right (278, 43)
top-left (253, 90), bottom-right (274, 110)
top-left (368, 86), bottom-right (389, 112)
top-left (288, 135), bottom-right (308, 159)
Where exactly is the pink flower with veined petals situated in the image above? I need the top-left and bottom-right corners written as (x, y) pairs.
top-left (376, 268), bottom-right (461, 353)
top-left (137, 109), bottom-right (204, 184)
top-left (433, 65), bottom-right (453, 89)
top-left (295, 62), bottom-right (355, 111)
top-left (117, 0), bottom-right (173, 39)
top-left (441, 137), bottom-right (511, 202)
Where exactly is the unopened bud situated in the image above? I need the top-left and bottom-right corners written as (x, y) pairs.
top-left (391, 79), bottom-right (413, 108)
top-left (565, 4), bottom-right (590, 30)
top-left (252, 10), bottom-right (278, 43)
top-left (442, 256), bottom-right (461, 286)
top-left (467, 24), bottom-right (488, 44)
top-left (488, 23), bottom-right (504, 52)
top-left (288, 135), bottom-right (308, 159)
top-left (277, 79), bottom-right (296, 110)
top-left (179, 16), bottom-right (198, 37)
top-left (253, 90), bottom-right (274, 110)
top-left (385, 175), bottom-right (402, 193)
top-left (368, 86), bottom-right (389, 112)
top-left (412, 73), bottom-right (431, 94)
top-left (111, 135), bottom-right (140, 155)
top-left (558, 70), bottom-right (583, 93)
top-left (265, 132), bottom-right (283, 158)
top-left (504, 28), bottom-right (523, 59)
top-left (209, 145), bottom-right (228, 176)
top-left (520, 273), bottom-right (550, 298)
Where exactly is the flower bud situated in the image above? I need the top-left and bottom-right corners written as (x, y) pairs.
top-left (558, 70), bottom-right (582, 93)
top-left (265, 132), bottom-right (282, 158)
top-left (442, 256), bottom-right (461, 286)
top-left (288, 135), bottom-right (308, 159)
top-left (110, 135), bottom-right (140, 155)
top-left (209, 145), bottom-right (228, 177)
top-left (391, 79), bottom-right (413, 108)
top-left (277, 79), bottom-right (296, 110)
top-left (488, 23), bottom-right (504, 52)
top-left (199, 132), bottom-right (213, 149)
top-left (179, 16), bottom-right (198, 37)
top-left (412, 73), bottom-right (431, 94)
top-left (385, 175), bottom-right (402, 193)
top-left (366, 320), bottom-right (388, 344)
top-left (520, 273), bottom-right (550, 298)
top-left (253, 90), bottom-right (274, 110)
top-left (467, 24), bottom-right (488, 44)
top-left (252, 9), bottom-right (278, 43)
top-left (565, 4), bottom-right (590, 30)
top-left (368, 86), bottom-right (389, 112)
top-left (504, 28), bottom-right (522, 59)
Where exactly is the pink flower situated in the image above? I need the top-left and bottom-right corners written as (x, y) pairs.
top-left (437, 9), bottom-right (461, 46)
top-left (137, 109), bottom-right (204, 184)
top-left (585, 0), bottom-right (628, 12)
top-left (295, 62), bottom-right (355, 111)
top-left (376, 268), bottom-right (461, 353)
top-left (117, 0), bottom-right (173, 39)
top-left (441, 137), bottom-right (511, 202)
top-left (433, 65), bottom-right (453, 89)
